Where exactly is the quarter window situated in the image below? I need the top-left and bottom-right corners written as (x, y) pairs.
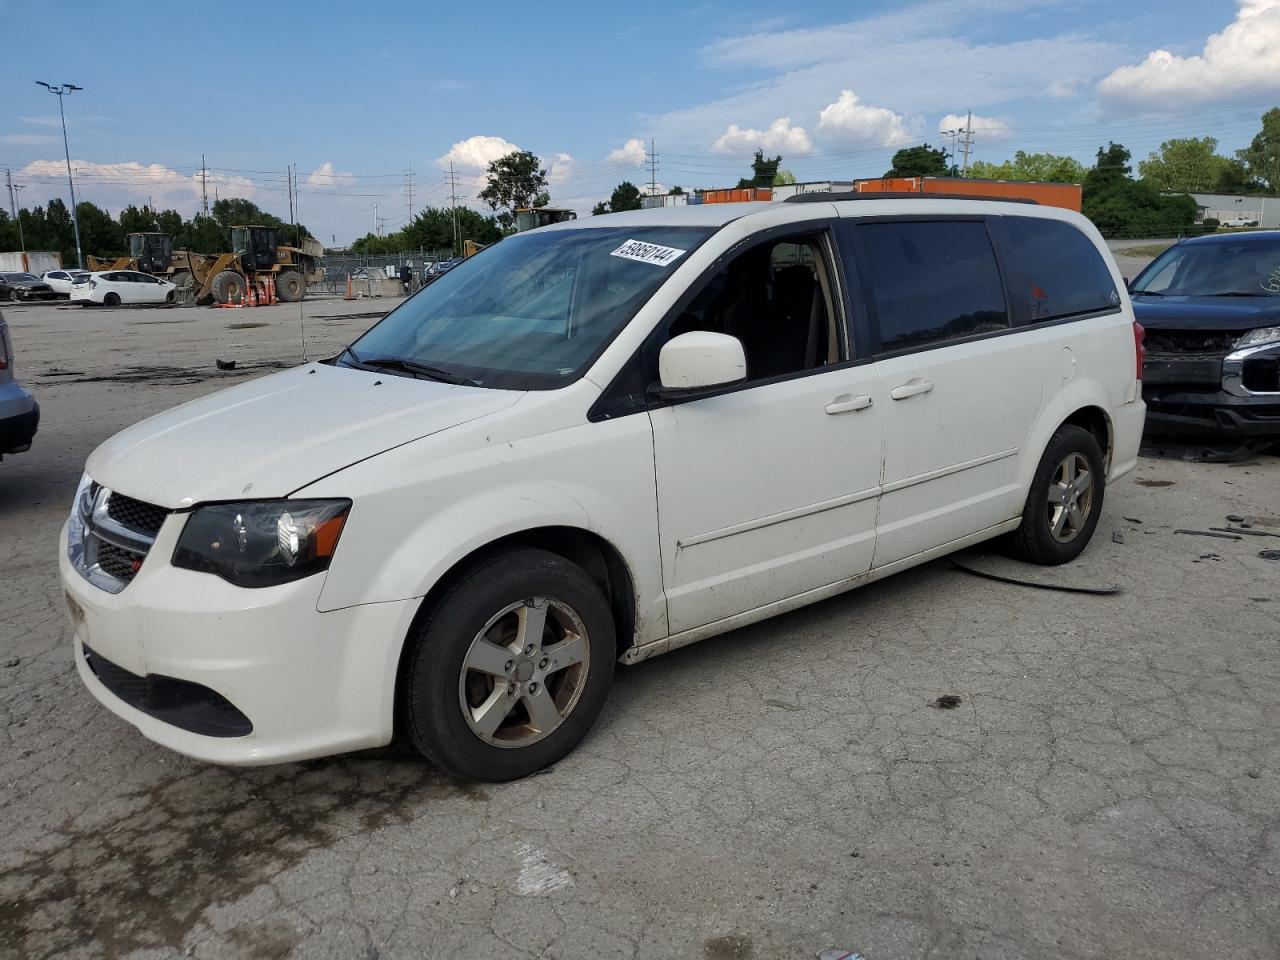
top-left (1004, 217), bottom-right (1119, 320)
top-left (860, 221), bottom-right (1009, 353)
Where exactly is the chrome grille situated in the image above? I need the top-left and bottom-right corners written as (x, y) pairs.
top-left (68, 481), bottom-right (171, 593)
top-left (106, 493), bottom-right (168, 538)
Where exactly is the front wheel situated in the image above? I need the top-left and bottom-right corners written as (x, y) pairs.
top-left (8, 289), bottom-right (20, 302)
top-left (401, 548), bottom-right (616, 781)
top-left (1007, 424), bottom-right (1106, 565)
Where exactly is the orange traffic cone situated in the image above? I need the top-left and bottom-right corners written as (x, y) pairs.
top-left (248, 279), bottom-right (259, 307)
top-left (345, 272), bottom-right (354, 300)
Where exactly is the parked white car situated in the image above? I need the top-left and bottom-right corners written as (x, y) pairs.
top-left (41, 269), bottom-right (90, 297)
top-left (61, 197), bottom-right (1145, 780)
top-left (70, 270), bottom-right (176, 306)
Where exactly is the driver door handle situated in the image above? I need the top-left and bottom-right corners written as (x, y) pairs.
top-left (825, 393), bottom-right (874, 415)
top-left (890, 378), bottom-right (934, 400)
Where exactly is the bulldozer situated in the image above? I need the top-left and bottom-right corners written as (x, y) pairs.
top-left (195, 225), bottom-right (323, 305)
top-left (87, 233), bottom-right (214, 301)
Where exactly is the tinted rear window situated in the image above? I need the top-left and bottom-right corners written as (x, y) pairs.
top-left (860, 221), bottom-right (1009, 353)
top-left (1005, 217), bottom-right (1119, 321)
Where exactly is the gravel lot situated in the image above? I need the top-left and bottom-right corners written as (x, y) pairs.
top-left (2, 294), bottom-right (1279, 960)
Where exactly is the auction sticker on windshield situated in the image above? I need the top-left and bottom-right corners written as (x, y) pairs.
top-left (610, 239), bottom-right (687, 267)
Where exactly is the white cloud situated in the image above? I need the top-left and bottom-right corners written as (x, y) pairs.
top-left (435, 135), bottom-right (522, 171)
top-left (0, 133), bottom-right (58, 146)
top-left (1044, 77), bottom-right (1084, 100)
top-left (1098, 0), bottom-right (1280, 106)
top-left (546, 152), bottom-right (575, 185)
top-left (645, 3), bottom-right (1120, 157)
top-left (606, 137), bottom-right (647, 166)
top-left (713, 117), bottom-right (813, 155)
top-left (20, 116), bottom-right (62, 128)
top-left (937, 113), bottom-right (1011, 140)
top-left (306, 162), bottom-right (355, 188)
top-left (817, 91), bottom-right (915, 145)
top-left (18, 159), bottom-right (258, 210)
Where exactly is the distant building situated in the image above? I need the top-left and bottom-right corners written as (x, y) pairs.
top-left (641, 193), bottom-right (689, 209)
top-left (1180, 192), bottom-right (1280, 227)
top-left (769, 181), bottom-right (856, 201)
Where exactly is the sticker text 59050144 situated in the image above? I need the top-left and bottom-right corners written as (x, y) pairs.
top-left (610, 239), bottom-right (687, 267)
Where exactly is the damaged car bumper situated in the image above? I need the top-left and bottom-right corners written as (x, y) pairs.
top-left (1142, 335), bottom-right (1280, 440)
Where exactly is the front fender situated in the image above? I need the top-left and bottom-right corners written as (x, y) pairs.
top-left (307, 408), bottom-right (667, 645)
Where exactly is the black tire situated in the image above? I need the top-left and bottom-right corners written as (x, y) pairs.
top-left (402, 548), bottom-right (616, 781)
top-left (103, 292), bottom-right (121, 307)
top-left (8, 289), bottom-right (20, 302)
top-left (169, 269), bottom-right (192, 292)
top-left (164, 290), bottom-right (175, 304)
top-left (1007, 424), bottom-right (1106, 565)
top-left (275, 270), bottom-right (304, 302)
top-left (210, 269), bottom-right (245, 305)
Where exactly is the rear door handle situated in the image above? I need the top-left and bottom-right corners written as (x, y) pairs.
top-left (890, 378), bottom-right (934, 400)
top-left (825, 393), bottom-right (874, 415)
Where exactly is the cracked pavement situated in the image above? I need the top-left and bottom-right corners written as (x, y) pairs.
top-left (1, 297), bottom-right (1279, 960)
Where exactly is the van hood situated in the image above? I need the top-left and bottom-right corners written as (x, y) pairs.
top-left (87, 363), bottom-right (523, 508)
top-left (1132, 294), bottom-right (1280, 332)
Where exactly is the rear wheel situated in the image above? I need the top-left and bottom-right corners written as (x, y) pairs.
top-left (401, 548), bottom-right (616, 781)
top-left (210, 270), bottom-right (245, 305)
top-left (169, 269), bottom-right (193, 294)
top-left (1007, 424), bottom-right (1106, 565)
top-left (275, 269), bottom-right (304, 302)
top-left (103, 292), bottom-right (121, 307)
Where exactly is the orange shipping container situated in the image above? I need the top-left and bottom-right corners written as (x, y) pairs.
top-left (701, 187), bottom-right (773, 204)
top-left (854, 176), bottom-right (1081, 212)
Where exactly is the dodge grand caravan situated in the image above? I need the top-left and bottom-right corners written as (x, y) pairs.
top-left (61, 197), bottom-right (1145, 780)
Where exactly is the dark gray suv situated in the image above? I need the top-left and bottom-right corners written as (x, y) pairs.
top-left (0, 310), bottom-right (39, 458)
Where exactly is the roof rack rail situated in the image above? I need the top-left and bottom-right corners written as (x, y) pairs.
top-left (783, 191), bottom-right (1039, 205)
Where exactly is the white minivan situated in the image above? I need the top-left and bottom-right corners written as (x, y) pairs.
top-left (61, 197), bottom-right (1145, 780)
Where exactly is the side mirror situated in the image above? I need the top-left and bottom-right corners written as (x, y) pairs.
top-left (656, 331), bottom-right (747, 398)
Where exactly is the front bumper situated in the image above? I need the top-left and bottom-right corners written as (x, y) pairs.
top-left (60, 515), bottom-right (418, 765)
top-left (0, 392), bottom-right (39, 454)
top-left (1142, 339), bottom-right (1280, 440)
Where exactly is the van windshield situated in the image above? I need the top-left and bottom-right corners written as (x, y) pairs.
top-left (342, 226), bottom-right (713, 389)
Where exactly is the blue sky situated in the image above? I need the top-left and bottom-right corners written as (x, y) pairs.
top-left (3, 0), bottom-right (1279, 244)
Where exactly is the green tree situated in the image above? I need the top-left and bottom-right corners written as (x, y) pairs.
top-left (772, 169), bottom-right (796, 186)
top-left (1083, 142), bottom-right (1197, 238)
top-left (669, 185), bottom-right (684, 195)
top-left (1237, 107), bottom-right (1280, 194)
top-left (591, 201), bottom-right (610, 216)
top-left (1138, 137), bottom-right (1236, 193)
top-left (969, 151), bottom-right (1086, 183)
top-left (478, 151), bottom-right (549, 230)
top-left (736, 149), bottom-right (783, 188)
top-left (609, 181), bottom-right (643, 212)
top-left (885, 143), bottom-right (951, 177)
top-left (118, 205), bottom-right (159, 235)
top-left (76, 202), bottom-right (124, 258)
top-left (156, 209), bottom-right (183, 238)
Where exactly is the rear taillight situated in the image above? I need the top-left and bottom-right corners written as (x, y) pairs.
top-left (89, 279), bottom-right (96, 289)
top-left (1133, 320), bottom-right (1145, 380)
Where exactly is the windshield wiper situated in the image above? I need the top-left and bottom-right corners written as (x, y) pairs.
top-left (1131, 289), bottom-right (1164, 296)
top-left (357, 356), bottom-right (471, 384)
top-left (1203, 291), bottom-right (1271, 298)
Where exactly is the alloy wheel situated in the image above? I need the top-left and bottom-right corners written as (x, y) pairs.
top-left (1046, 452), bottom-right (1093, 542)
top-left (458, 597), bottom-right (590, 748)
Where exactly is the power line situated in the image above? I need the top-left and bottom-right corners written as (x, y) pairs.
top-left (646, 138), bottom-right (659, 196)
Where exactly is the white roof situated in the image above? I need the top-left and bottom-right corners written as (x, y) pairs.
top-left (538, 196), bottom-right (1078, 233)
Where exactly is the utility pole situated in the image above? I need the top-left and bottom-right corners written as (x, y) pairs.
top-left (959, 110), bottom-right (975, 177)
top-left (448, 162), bottom-right (461, 255)
top-left (287, 165), bottom-right (295, 228)
top-left (405, 164), bottom-right (415, 223)
top-left (646, 138), bottom-right (659, 196)
top-left (201, 154), bottom-right (209, 216)
top-left (7, 171), bottom-right (26, 256)
top-left (373, 201), bottom-right (379, 236)
top-left (292, 164), bottom-right (300, 241)
top-left (36, 81), bottom-right (85, 269)
top-left (940, 129), bottom-right (960, 172)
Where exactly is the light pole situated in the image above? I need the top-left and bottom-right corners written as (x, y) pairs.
top-left (36, 81), bottom-right (84, 270)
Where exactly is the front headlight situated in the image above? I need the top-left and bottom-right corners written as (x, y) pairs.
top-left (172, 499), bottom-right (351, 588)
top-left (1235, 326), bottom-right (1280, 350)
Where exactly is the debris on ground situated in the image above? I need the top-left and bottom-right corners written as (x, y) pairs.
top-left (1112, 529), bottom-right (1126, 544)
top-left (930, 695), bottom-right (962, 710)
top-left (950, 559), bottom-right (1122, 595)
top-left (1260, 549), bottom-right (1280, 562)
top-left (817, 950), bottom-right (867, 960)
top-left (1210, 527), bottom-right (1280, 538)
top-left (764, 699), bottom-right (801, 712)
top-left (3, 657), bottom-right (18, 668)
top-left (1135, 479), bottom-right (1175, 487)
top-left (215, 358), bottom-right (236, 370)
top-left (1227, 514), bottom-right (1246, 523)
top-left (1123, 516), bottom-right (1143, 524)
top-left (1174, 529), bottom-right (1242, 541)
